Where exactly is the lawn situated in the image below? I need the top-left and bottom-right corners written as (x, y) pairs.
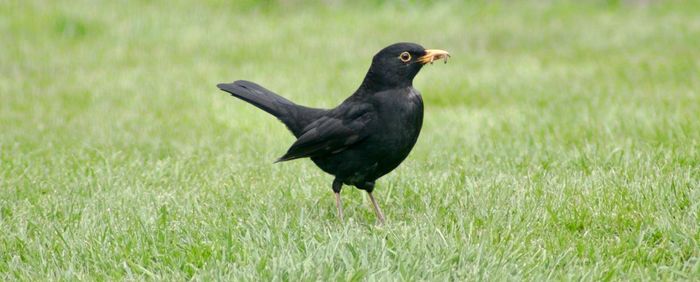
top-left (1, 0), bottom-right (699, 280)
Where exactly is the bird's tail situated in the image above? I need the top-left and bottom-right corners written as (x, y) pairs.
top-left (217, 80), bottom-right (324, 136)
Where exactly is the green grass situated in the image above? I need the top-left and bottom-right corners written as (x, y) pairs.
top-left (2, 0), bottom-right (700, 280)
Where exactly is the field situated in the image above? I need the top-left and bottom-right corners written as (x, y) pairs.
top-left (1, 0), bottom-right (699, 280)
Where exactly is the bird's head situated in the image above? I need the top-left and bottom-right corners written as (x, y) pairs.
top-left (360, 42), bottom-right (450, 92)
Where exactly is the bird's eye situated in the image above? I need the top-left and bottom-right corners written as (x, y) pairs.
top-left (399, 52), bottom-right (411, 62)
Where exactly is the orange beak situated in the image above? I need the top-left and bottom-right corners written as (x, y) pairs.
top-left (418, 49), bottom-right (450, 64)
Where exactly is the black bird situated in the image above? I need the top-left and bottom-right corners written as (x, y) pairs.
top-left (217, 42), bottom-right (449, 223)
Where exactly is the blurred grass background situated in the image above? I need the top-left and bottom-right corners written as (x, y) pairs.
top-left (1, 0), bottom-right (699, 280)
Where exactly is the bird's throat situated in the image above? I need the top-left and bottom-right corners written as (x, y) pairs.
top-left (358, 69), bottom-right (414, 93)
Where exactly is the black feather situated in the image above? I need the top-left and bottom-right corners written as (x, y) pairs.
top-left (217, 80), bottom-right (324, 137)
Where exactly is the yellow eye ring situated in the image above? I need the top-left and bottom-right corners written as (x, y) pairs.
top-left (399, 52), bottom-right (411, 62)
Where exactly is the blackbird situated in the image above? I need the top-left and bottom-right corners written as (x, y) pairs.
top-left (217, 42), bottom-right (449, 224)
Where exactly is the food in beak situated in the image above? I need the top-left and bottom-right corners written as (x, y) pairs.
top-left (419, 49), bottom-right (450, 64)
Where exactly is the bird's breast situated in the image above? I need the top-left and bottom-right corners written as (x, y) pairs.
top-left (370, 88), bottom-right (424, 158)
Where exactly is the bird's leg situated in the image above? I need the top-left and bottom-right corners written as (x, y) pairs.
top-left (334, 192), bottom-right (344, 221)
top-left (367, 192), bottom-right (386, 225)
top-left (332, 179), bottom-right (344, 222)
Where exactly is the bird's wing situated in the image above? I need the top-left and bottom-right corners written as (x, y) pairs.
top-left (276, 104), bottom-right (374, 162)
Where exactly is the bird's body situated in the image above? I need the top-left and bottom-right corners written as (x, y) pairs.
top-left (310, 87), bottom-right (423, 189)
top-left (218, 42), bottom-right (449, 223)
